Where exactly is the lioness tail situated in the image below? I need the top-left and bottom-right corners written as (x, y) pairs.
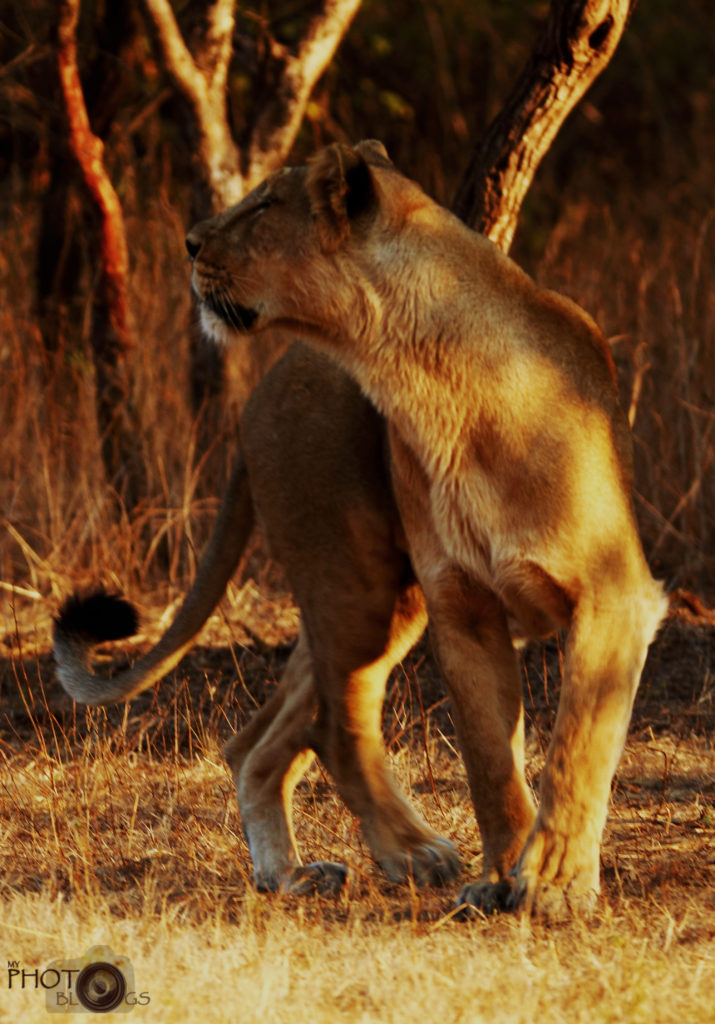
top-left (53, 450), bottom-right (254, 706)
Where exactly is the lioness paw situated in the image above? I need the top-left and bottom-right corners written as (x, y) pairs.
top-left (378, 837), bottom-right (461, 887)
top-left (269, 861), bottom-right (349, 896)
top-left (455, 879), bottom-right (515, 917)
top-left (455, 826), bottom-right (600, 921)
top-left (455, 821), bottom-right (602, 921)
top-left (456, 874), bottom-right (597, 922)
top-left (508, 876), bottom-right (598, 921)
top-left (510, 823), bottom-right (600, 918)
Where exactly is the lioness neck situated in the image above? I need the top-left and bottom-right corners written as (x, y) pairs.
top-left (309, 218), bottom-right (543, 472)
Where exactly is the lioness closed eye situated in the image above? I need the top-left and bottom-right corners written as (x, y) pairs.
top-left (55, 140), bottom-right (666, 918)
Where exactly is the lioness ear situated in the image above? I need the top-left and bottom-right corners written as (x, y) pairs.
top-left (307, 143), bottom-right (377, 249)
top-left (355, 139), bottom-right (392, 167)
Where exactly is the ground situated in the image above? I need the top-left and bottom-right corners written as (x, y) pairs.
top-left (0, 577), bottom-right (712, 1022)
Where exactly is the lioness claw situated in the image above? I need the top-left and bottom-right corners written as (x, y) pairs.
top-left (455, 879), bottom-right (515, 918)
top-left (284, 862), bottom-right (349, 896)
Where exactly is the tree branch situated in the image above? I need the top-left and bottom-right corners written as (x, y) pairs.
top-left (198, 0), bottom-right (236, 95)
top-left (294, 0), bottom-right (362, 93)
top-left (139, 0), bottom-right (361, 202)
top-left (246, 0), bottom-right (361, 186)
top-left (452, 0), bottom-right (638, 252)
top-left (140, 0), bottom-right (208, 112)
top-left (56, 0), bottom-right (146, 505)
top-left (56, 0), bottom-right (130, 344)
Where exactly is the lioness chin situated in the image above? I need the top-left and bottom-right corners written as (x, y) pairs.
top-left (54, 140), bottom-right (666, 919)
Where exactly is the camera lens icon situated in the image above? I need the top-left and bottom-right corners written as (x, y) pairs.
top-left (75, 961), bottom-right (127, 1013)
top-left (44, 945), bottom-right (139, 1013)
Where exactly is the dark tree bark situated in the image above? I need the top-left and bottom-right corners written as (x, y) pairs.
top-left (35, 141), bottom-right (84, 357)
top-left (453, 0), bottom-right (638, 252)
top-left (56, 0), bottom-right (146, 508)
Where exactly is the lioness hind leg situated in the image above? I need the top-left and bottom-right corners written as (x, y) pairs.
top-left (504, 580), bottom-right (667, 920)
top-left (236, 346), bottom-right (457, 887)
top-left (224, 629), bottom-right (346, 894)
top-left (308, 581), bottom-right (460, 887)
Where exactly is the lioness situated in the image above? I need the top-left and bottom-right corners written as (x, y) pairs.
top-left (55, 140), bottom-right (666, 917)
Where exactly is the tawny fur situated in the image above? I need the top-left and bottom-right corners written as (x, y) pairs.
top-left (185, 140), bottom-right (667, 915)
top-left (54, 140), bottom-right (666, 916)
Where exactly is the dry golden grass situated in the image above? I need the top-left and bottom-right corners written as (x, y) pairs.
top-left (2, 888), bottom-right (712, 1024)
top-left (0, 590), bottom-right (713, 1022)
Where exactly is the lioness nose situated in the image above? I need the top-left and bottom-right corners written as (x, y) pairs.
top-left (185, 233), bottom-right (202, 261)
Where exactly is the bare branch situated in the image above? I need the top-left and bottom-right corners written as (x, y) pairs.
top-left (198, 0), bottom-right (236, 95)
top-left (139, 0), bottom-right (243, 206)
top-left (140, 0), bottom-right (208, 111)
top-left (56, 0), bottom-right (130, 342)
top-left (139, 0), bottom-right (360, 202)
top-left (453, 0), bottom-right (637, 252)
top-left (246, 0), bottom-right (362, 186)
top-left (295, 0), bottom-right (362, 94)
top-left (56, 0), bottom-right (146, 505)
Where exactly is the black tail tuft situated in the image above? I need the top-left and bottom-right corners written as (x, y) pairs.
top-left (54, 590), bottom-right (139, 644)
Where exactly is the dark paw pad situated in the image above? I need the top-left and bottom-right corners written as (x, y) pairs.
top-left (283, 861), bottom-right (349, 896)
top-left (455, 879), bottom-right (515, 918)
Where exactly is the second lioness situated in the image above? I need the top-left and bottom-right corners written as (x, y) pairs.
top-left (186, 140), bottom-right (666, 917)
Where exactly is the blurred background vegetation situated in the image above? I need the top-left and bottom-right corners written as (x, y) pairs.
top-left (1, 0), bottom-right (713, 619)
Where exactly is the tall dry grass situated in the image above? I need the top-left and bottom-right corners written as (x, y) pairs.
top-left (0, 644), bottom-right (712, 1023)
top-left (1, 185), bottom-right (212, 630)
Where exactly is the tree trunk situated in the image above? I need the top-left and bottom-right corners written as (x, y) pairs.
top-left (139, 0), bottom-right (242, 211)
top-left (453, 0), bottom-right (637, 253)
top-left (56, 0), bottom-right (146, 508)
top-left (139, 0), bottom-right (362, 456)
top-left (139, 0), bottom-right (361, 209)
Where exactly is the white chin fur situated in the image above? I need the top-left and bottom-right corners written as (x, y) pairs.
top-left (199, 304), bottom-right (232, 346)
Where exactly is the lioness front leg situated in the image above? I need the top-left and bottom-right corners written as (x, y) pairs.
top-left (502, 583), bottom-right (666, 919)
top-left (422, 567), bottom-right (537, 909)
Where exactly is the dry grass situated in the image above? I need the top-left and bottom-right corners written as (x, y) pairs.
top-left (1, 890), bottom-right (712, 1024)
top-left (0, 591), bottom-right (713, 1022)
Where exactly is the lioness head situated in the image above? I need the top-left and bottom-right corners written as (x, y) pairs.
top-left (186, 139), bottom-right (458, 351)
top-left (187, 138), bottom-right (625, 469)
